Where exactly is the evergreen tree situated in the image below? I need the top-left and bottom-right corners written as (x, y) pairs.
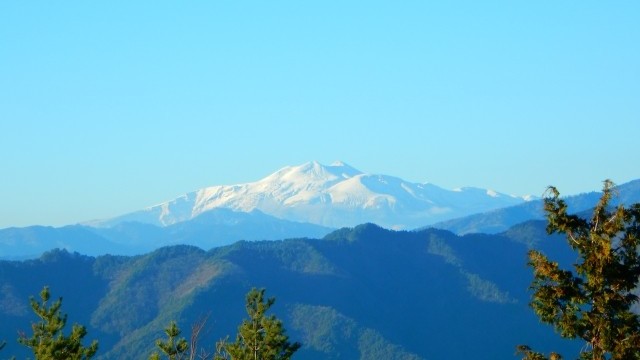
top-left (518, 180), bottom-right (640, 360)
top-left (19, 286), bottom-right (98, 360)
top-left (150, 321), bottom-right (189, 360)
top-left (215, 288), bottom-right (300, 360)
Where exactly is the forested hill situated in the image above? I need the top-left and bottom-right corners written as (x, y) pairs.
top-left (0, 224), bottom-right (579, 359)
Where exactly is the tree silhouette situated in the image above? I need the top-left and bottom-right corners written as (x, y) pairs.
top-left (19, 286), bottom-right (98, 360)
top-left (150, 321), bottom-right (189, 360)
top-left (519, 180), bottom-right (640, 360)
top-left (215, 288), bottom-right (300, 360)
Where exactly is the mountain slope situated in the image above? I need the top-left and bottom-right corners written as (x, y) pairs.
top-left (431, 179), bottom-right (640, 235)
top-left (0, 224), bottom-right (580, 359)
top-left (0, 225), bottom-right (118, 260)
top-left (0, 209), bottom-right (332, 259)
top-left (91, 161), bottom-right (530, 230)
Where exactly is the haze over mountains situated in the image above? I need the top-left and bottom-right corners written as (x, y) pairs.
top-left (0, 209), bottom-right (333, 259)
top-left (89, 161), bottom-right (531, 230)
top-left (0, 161), bottom-right (539, 259)
top-left (4, 162), bottom-right (638, 260)
top-left (433, 179), bottom-right (640, 235)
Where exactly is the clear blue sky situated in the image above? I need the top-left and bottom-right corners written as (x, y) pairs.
top-left (1, 1), bottom-right (638, 228)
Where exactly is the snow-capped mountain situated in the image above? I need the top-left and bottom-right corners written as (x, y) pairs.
top-left (91, 161), bottom-right (531, 230)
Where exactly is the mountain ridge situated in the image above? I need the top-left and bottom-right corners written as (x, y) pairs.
top-left (431, 179), bottom-right (640, 235)
top-left (0, 223), bottom-right (580, 359)
top-left (89, 161), bottom-right (532, 230)
top-left (0, 209), bottom-right (332, 259)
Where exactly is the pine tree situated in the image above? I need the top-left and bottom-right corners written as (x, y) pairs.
top-left (215, 288), bottom-right (300, 360)
top-left (150, 321), bottom-right (189, 360)
top-left (19, 286), bottom-right (98, 360)
top-left (518, 180), bottom-right (640, 360)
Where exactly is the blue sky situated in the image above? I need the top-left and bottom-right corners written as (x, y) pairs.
top-left (1, 1), bottom-right (638, 228)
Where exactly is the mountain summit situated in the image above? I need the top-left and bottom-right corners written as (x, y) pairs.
top-left (92, 161), bottom-right (530, 229)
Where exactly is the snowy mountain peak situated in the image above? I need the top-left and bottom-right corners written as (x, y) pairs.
top-left (259, 161), bottom-right (362, 189)
top-left (295, 161), bottom-right (361, 178)
top-left (92, 161), bottom-right (530, 230)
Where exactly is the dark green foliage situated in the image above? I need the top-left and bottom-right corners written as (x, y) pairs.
top-left (517, 345), bottom-right (563, 360)
top-left (216, 288), bottom-right (301, 360)
top-left (0, 224), bottom-right (584, 359)
top-left (149, 321), bottom-right (189, 360)
top-left (18, 286), bottom-right (98, 360)
top-left (289, 304), bottom-right (422, 360)
top-left (520, 181), bottom-right (640, 360)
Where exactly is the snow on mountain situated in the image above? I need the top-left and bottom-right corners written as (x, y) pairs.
top-left (91, 161), bottom-right (530, 230)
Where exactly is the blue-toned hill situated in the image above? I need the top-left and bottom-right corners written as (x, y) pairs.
top-left (0, 223), bottom-right (581, 359)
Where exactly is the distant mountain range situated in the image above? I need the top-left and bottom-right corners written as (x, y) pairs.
top-left (2, 162), bottom-right (638, 259)
top-left (88, 161), bottom-right (532, 230)
top-left (0, 224), bottom-right (581, 360)
top-left (1, 161), bottom-right (540, 259)
top-left (0, 209), bottom-right (331, 259)
top-left (432, 179), bottom-right (640, 235)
